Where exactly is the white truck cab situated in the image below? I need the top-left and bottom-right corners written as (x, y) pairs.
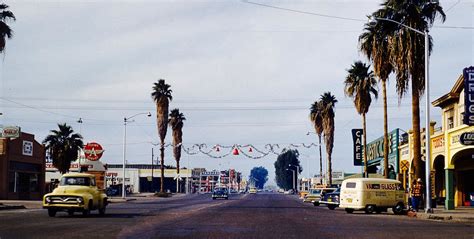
top-left (339, 178), bottom-right (405, 214)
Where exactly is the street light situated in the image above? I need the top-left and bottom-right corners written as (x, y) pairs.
top-left (286, 168), bottom-right (296, 192)
top-left (289, 164), bottom-right (300, 192)
top-left (371, 16), bottom-right (432, 213)
top-left (122, 112), bottom-right (151, 199)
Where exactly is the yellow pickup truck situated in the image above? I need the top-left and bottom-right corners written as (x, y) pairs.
top-left (43, 173), bottom-right (108, 217)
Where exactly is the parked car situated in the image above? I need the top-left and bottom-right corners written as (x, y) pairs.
top-left (339, 178), bottom-right (405, 214)
top-left (43, 173), bottom-right (108, 217)
top-left (303, 188), bottom-right (336, 206)
top-left (319, 187), bottom-right (340, 210)
top-left (212, 188), bottom-right (229, 200)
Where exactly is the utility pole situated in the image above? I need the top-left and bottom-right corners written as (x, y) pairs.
top-left (151, 148), bottom-right (154, 192)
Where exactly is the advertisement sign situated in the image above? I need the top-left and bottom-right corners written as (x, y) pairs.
top-left (352, 129), bottom-right (363, 166)
top-left (463, 66), bottom-right (474, 125)
top-left (83, 142), bottom-right (104, 161)
top-left (202, 171), bottom-right (220, 176)
top-left (0, 126), bottom-right (20, 138)
top-left (460, 132), bottom-right (474, 146)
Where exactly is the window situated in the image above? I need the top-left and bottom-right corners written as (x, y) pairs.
top-left (60, 177), bottom-right (91, 186)
top-left (448, 117), bottom-right (454, 129)
top-left (346, 182), bottom-right (356, 188)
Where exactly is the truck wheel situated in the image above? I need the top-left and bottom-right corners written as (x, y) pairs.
top-left (48, 209), bottom-right (57, 217)
top-left (83, 200), bottom-right (92, 216)
top-left (328, 204), bottom-right (337, 210)
top-left (99, 199), bottom-right (107, 216)
top-left (345, 208), bottom-right (354, 214)
top-left (365, 205), bottom-right (375, 214)
top-left (393, 202), bottom-right (404, 215)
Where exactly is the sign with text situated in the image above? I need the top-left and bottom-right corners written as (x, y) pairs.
top-left (83, 142), bottom-right (104, 161)
top-left (460, 132), bottom-right (474, 145)
top-left (463, 66), bottom-right (474, 125)
top-left (352, 129), bottom-right (363, 166)
top-left (0, 126), bottom-right (20, 138)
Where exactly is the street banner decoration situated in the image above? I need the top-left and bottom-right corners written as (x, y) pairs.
top-left (463, 66), bottom-right (474, 125)
top-left (83, 142), bottom-right (104, 161)
top-left (352, 129), bottom-right (363, 166)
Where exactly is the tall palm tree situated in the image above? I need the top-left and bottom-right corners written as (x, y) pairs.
top-left (320, 92), bottom-right (337, 185)
top-left (359, 13), bottom-right (394, 179)
top-left (151, 79), bottom-right (173, 193)
top-left (169, 108), bottom-right (186, 192)
top-left (344, 61), bottom-right (378, 177)
top-left (310, 100), bottom-right (324, 184)
top-left (43, 123), bottom-right (83, 174)
top-left (0, 4), bottom-right (15, 53)
top-left (379, 0), bottom-right (445, 180)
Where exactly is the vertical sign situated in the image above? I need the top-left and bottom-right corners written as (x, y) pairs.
top-left (352, 129), bottom-right (363, 166)
top-left (22, 140), bottom-right (33, 156)
top-left (463, 66), bottom-right (474, 125)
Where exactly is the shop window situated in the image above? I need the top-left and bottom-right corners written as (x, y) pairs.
top-left (29, 174), bottom-right (39, 192)
top-left (8, 172), bottom-right (16, 192)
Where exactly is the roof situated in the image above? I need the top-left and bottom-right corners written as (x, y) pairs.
top-left (432, 74), bottom-right (464, 108)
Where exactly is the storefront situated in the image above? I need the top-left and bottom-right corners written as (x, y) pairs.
top-left (0, 132), bottom-right (45, 200)
top-left (365, 129), bottom-right (400, 178)
top-left (431, 71), bottom-right (474, 209)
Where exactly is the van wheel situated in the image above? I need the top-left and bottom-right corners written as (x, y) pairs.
top-left (345, 208), bottom-right (354, 214)
top-left (328, 204), bottom-right (337, 210)
top-left (365, 205), bottom-right (375, 214)
top-left (48, 209), bottom-right (57, 217)
top-left (393, 202), bottom-right (404, 215)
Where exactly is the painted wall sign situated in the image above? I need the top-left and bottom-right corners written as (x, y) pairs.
top-left (463, 66), bottom-right (474, 125)
top-left (352, 129), bottom-right (363, 166)
top-left (22, 140), bottom-right (33, 156)
top-left (202, 171), bottom-right (220, 176)
top-left (459, 132), bottom-right (474, 145)
top-left (83, 142), bottom-right (104, 161)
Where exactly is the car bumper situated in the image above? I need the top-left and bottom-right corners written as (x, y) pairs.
top-left (43, 204), bottom-right (85, 210)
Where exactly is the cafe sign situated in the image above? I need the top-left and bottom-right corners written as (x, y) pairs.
top-left (352, 129), bottom-right (363, 166)
top-left (459, 132), bottom-right (474, 146)
top-left (0, 126), bottom-right (20, 138)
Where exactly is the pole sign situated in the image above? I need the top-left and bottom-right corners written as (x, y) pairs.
top-left (0, 126), bottom-right (21, 138)
top-left (463, 66), bottom-right (474, 125)
top-left (83, 142), bottom-right (104, 161)
top-left (352, 129), bottom-right (363, 166)
top-left (459, 132), bottom-right (474, 146)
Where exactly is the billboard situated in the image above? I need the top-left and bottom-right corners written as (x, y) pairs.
top-left (463, 66), bottom-right (474, 125)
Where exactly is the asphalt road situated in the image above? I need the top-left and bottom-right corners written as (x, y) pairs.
top-left (0, 193), bottom-right (473, 239)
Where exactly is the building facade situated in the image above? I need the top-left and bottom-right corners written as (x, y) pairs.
top-left (0, 132), bottom-right (45, 200)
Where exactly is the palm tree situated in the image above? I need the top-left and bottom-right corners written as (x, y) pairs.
top-left (378, 0), bottom-right (445, 180)
top-left (43, 123), bottom-right (83, 174)
top-left (169, 108), bottom-right (186, 192)
top-left (151, 79), bottom-right (173, 193)
top-left (0, 4), bottom-right (15, 53)
top-left (310, 100), bottom-right (324, 184)
top-left (320, 92), bottom-right (337, 185)
top-left (359, 13), bottom-right (394, 179)
top-left (344, 61), bottom-right (378, 177)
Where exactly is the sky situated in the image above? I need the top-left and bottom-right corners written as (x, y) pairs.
top-left (0, 0), bottom-right (472, 185)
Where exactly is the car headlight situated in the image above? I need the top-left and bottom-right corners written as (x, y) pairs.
top-left (45, 197), bottom-right (51, 203)
top-left (76, 197), bottom-right (84, 204)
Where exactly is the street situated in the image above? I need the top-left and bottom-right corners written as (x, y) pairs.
top-left (0, 193), bottom-right (473, 239)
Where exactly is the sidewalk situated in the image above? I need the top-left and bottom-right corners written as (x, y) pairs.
top-left (0, 193), bottom-right (189, 210)
top-left (411, 207), bottom-right (474, 224)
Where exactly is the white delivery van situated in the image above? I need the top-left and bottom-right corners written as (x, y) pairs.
top-left (339, 178), bottom-right (405, 214)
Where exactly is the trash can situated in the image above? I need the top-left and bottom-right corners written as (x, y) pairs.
top-left (470, 192), bottom-right (474, 206)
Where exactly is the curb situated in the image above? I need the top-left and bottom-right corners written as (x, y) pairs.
top-left (0, 205), bottom-right (26, 210)
top-left (415, 212), bottom-right (474, 224)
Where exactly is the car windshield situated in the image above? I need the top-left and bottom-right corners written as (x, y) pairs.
top-left (60, 177), bottom-right (91, 186)
top-left (310, 189), bottom-right (321, 194)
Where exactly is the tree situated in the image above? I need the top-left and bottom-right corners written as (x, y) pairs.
top-left (320, 92), bottom-right (337, 185)
top-left (249, 166), bottom-right (268, 189)
top-left (43, 123), bottom-right (83, 174)
top-left (344, 61), bottom-right (378, 177)
top-left (310, 100), bottom-right (324, 184)
top-left (359, 14), bottom-right (395, 178)
top-left (378, 0), bottom-right (445, 179)
top-left (151, 79), bottom-right (173, 193)
top-left (274, 149), bottom-right (301, 190)
top-left (169, 108), bottom-right (185, 192)
top-left (0, 4), bottom-right (15, 53)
